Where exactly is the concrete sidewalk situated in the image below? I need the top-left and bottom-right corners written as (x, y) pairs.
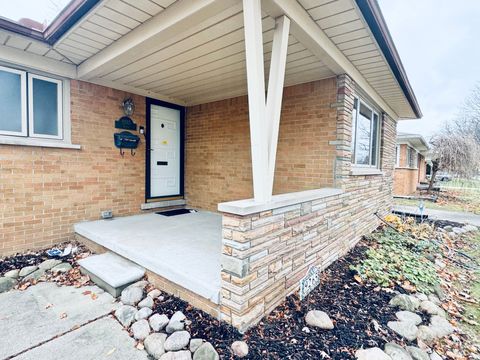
top-left (393, 205), bottom-right (480, 227)
top-left (0, 282), bottom-right (148, 360)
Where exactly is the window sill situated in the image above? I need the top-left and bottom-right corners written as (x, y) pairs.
top-left (350, 167), bottom-right (383, 176)
top-left (0, 136), bottom-right (81, 149)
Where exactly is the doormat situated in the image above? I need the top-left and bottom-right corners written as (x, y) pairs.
top-left (156, 209), bottom-right (197, 217)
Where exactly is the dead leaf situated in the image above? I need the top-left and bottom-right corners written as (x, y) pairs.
top-left (60, 312), bottom-right (68, 319)
top-left (106, 348), bottom-right (116, 356)
top-left (91, 293), bottom-right (98, 300)
top-left (82, 290), bottom-right (91, 296)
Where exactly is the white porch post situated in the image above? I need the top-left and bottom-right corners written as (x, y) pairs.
top-left (243, 0), bottom-right (290, 203)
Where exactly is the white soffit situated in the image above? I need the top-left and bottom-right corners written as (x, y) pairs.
top-left (298, 0), bottom-right (415, 118)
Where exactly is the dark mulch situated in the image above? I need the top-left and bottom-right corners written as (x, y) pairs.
top-left (153, 243), bottom-right (409, 359)
top-left (0, 242), bottom-right (87, 276)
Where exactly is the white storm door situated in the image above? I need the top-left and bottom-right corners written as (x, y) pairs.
top-left (149, 104), bottom-right (181, 198)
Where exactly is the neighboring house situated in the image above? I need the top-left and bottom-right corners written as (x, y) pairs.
top-left (394, 133), bottom-right (429, 195)
top-left (0, 0), bottom-right (421, 331)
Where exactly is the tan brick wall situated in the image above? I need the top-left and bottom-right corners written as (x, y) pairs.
top-left (219, 74), bottom-right (397, 331)
top-left (393, 144), bottom-right (425, 195)
top-left (185, 78), bottom-right (337, 211)
top-left (0, 81), bottom-right (147, 255)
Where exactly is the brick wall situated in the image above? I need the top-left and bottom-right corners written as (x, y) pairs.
top-left (393, 144), bottom-right (423, 195)
top-left (185, 78), bottom-right (337, 211)
top-left (219, 74), bottom-right (397, 331)
top-left (0, 81), bottom-right (146, 255)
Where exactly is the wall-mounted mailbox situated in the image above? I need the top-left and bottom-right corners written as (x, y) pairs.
top-left (114, 131), bottom-right (140, 156)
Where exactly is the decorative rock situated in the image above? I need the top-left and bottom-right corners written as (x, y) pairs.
top-left (406, 346), bottom-right (430, 360)
top-left (190, 339), bottom-right (204, 353)
top-left (0, 277), bottom-right (16, 293)
top-left (387, 321), bottom-right (418, 341)
top-left (160, 351), bottom-right (192, 360)
top-left (166, 311), bottom-right (186, 333)
top-left (127, 280), bottom-right (149, 289)
top-left (443, 226), bottom-right (453, 232)
top-left (4, 269), bottom-right (20, 279)
top-left (414, 293), bottom-right (428, 302)
top-left (384, 343), bottom-right (413, 360)
top-left (395, 311), bottom-right (422, 325)
top-left (433, 284), bottom-right (446, 301)
top-left (51, 263), bottom-right (73, 273)
top-left (150, 314), bottom-right (170, 331)
top-left (145, 333), bottom-right (167, 359)
top-left (164, 331), bottom-right (191, 352)
top-left (355, 347), bottom-right (392, 360)
top-left (135, 307), bottom-right (153, 321)
top-left (19, 265), bottom-right (38, 277)
top-left (463, 224), bottom-right (478, 232)
top-left (231, 341), bottom-right (248, 358)
top-left (121, 286), bottom-right (144, 306)
top-left (305, 310), bottom-right (334, 329)
top-left (193, 342), bottom-right (219, 360)
top-left (115, 305), bottom-right (138, 327)
top-left (302, 326), bottom-right (311, 333)
top-left (452, 227), bottom-right (464, 234)
top-left (138, 296), bottom-right (154, 309)
top-left (420, 301), bottom-right (445, 317)
top-left (416, 325), bottom-right (436, 345)
top-left (38, 259), bottom-right (62, 270)
top-left (148, 289), bottom-right (162, 299)
top-left (131, 319), bottom-right (150, 340)
top-left (427, 294), bottom-right (441, 305)
top-left (389, 294), bottom-right (418, 312)
top-left (430, 352), bottom-right (443, 360)
top-left (24, 268), bottom-right (46, 282)
top-left (429, 315), bottom-right (454, 338)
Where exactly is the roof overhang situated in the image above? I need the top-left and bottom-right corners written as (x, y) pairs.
top-left (0, 0), bottom-right (421, 118)
top-left (397, 133), bottom-right (429, 153)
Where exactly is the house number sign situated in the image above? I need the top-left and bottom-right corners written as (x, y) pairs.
top-left (299, 266), bottom-right (320, 300)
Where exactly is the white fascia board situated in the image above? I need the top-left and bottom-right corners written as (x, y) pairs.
top-left (77, 0), bottom-right (238, 80)
top-left (0, 43), bottom-right (76, 79)
top-left (263, 0), bottom-right (398, 120)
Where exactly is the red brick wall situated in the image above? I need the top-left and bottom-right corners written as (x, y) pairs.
top-left (0, 81), bottom-right (147, 255)
top-left (185, 78), bottom-right (337, 210)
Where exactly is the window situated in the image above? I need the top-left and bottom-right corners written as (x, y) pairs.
top-left (0, 65), bottom-right (63, 139)
top-left (351, 97), bottom-right (381, 167)
top-left (407, 147), bottom-right (417, 168)
top-left (395, 145), bottom-right (400, 167)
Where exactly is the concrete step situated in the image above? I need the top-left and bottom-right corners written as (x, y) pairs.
top-left (78, 252), bottom-right (145, 297)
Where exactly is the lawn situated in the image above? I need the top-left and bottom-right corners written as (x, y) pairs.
top-left (394, 189), bottom-right (480, 214)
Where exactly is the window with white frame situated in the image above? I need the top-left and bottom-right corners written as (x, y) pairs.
top-left (407, 146), bottom-right (417, 168)
top-left (395, 145), bottom-right (400, 167)
top-left (0, 65), bottom-right (63, 139)
top-left (351, 97), bottom-right (381, 167)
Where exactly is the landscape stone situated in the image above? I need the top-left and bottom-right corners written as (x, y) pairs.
top-left (463, 224), bottom-right (477, 232)
top-left (19, 265), bottom-right (38, 277)
top-left (384, 343), bottom-right (413, 360)
top-left (305, 310), bottom-right (334, 329)
top-left (0, 277), bottom-right (16, 293)
top-left (414, 293), bottom-right (428, 302)
top-left (416, 325), bottom-right (436, 344)
top-left (166, 311), bottom-right (186, 333)
top-left (231, 341), bottom-right (248, 358)
top-left (429, 315), bottom-right (454, 338)
top-left (355, 347), bottom-right (392, 360)
top-left (406, 346), bottom-right (430, 360)
top-left (443, 226), bottom-right (453, 232)
top-left (430, 352), bottom-right (443, 360)
top-left (121, 286), bottom-right (144, 306)
top-left (164, 331), bottom-right (191, 352)
top-left (389, 294), bottom-right (418, 312)
top-left (145, 333), bottom-right (167, 359)
top-left (192, 342), bottom-right (219, 360)
top-left (433, 284), bottom-right (446, 301)
top-left (420, 301), bottom-right (445, 317)
top-left (148, 289), bottom-right (162, 299)
top-left (160, 350), bottom-right (192, 360)
top-left (38, 259), bottom-right (62, 270)
top-left (138, 296), bottom-right (154, 309)
top-left (51, 263), bottom-right (73, 273)
top-left (427, 294), bottom-right (441, 305)
top-left (131, 319), bottom-right (150, 340)
top-left (387, 321), bottom-right (418, 341)
top-left (150, 313), bottom-right (170, 331)
top-left (115, 305), bottom-right (138, 327)
top-left (135, 307), bottom-right (153, 321)
top-left (190, 339), bottom-right (204, 353)
top-left (4, 269), bottom-right (20, 279)
top-left (23, 268), bottom-right (46, 282)
top-left (395, 311), bottom-right (422, 325)
top-left (452, 227), bottom-right (464, 234)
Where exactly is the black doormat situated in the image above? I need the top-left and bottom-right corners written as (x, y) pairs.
top-left (156, 208), bottom-right (196, 217)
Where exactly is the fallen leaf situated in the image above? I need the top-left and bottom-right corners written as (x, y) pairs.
top-left (82, 290), bottom-right (91, 296)
top-left (91, 293), bottom-right (98, 300)
top-left (60, 312), bottom-right (68, 319)
top-left (106, 348), bottom-right (116, 356)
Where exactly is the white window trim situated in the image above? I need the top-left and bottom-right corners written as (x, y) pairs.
top-left (395, 144), bottom-right (400, 167)
top-left (0, 65), bottom-right (27, 137)
top-left (28, 73), bottom-right (63, 140)
top-left (351, 97), bottom-right (381, 169)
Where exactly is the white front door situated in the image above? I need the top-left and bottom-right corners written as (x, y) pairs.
top-left (148, 102), bottom-right (182, 198)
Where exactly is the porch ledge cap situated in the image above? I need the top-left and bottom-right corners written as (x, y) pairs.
top-left (218, 188), bottom-right (343, 216)
top-left (350, 167), bottom-right (384, 176)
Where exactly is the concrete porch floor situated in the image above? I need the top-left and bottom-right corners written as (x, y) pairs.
top-left (74, 211), bottom-right (222, 304)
